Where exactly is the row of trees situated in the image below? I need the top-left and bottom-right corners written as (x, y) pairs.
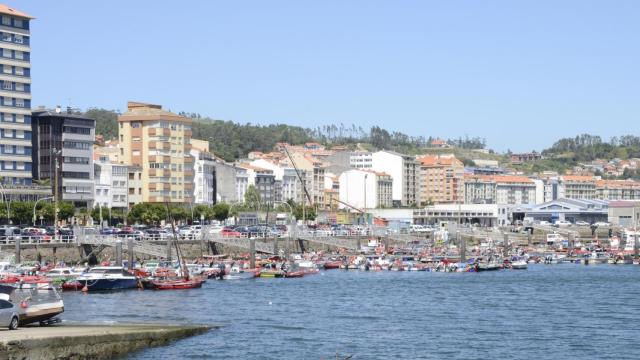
top-left (0, 201), bottom-right (76, 225)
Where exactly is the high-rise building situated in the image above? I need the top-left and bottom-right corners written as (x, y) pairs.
top-left (0, 5), bottom-right (33, 185)
top-left (117, 102), bottom-right (194, 203)
top-left (370, 150), bottom-right (418, 207)
top-left (32, 108), bottom-right (96, 208)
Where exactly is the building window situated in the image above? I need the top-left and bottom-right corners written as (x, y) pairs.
top-left (2, 49), bottom-right (10, 58)
top-left (13, 19), bottom-right (23, 28)
top-left (2, 65), bottom-right (10, 74)
top-left (13, 34), bottom-right (22, 44)
top-left (132, 150), bottom-right (140, 156)
top-left (2, 82), bottom-right (11, 91)
top-left (14, 51), bottom-right (22, 60)
top-left (2, 97), bottom-right (11, 106)
top-left (14, 67), bottom-right (23, 76)
top-left (132, 122), bottom-right (141, 128)
top-left (1, 32), bottom-right (10, 41)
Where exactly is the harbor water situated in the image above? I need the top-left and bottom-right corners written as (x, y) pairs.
top-left (62, 264), bottom-right (640, 359)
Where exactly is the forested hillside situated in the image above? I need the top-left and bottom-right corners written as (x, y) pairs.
top-left (83, 108), bottom-right (488, 161)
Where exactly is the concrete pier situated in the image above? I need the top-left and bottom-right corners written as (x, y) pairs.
top-left (0, 324), bottom-right (212, 360)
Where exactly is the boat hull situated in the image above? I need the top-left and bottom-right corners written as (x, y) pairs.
top-left (76, 278), bottom-right (139, 291)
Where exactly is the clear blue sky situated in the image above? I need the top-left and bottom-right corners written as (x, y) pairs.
top-left (18, 0), bottom-right (640, 152)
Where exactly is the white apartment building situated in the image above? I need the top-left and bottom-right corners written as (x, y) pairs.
top-left (371, 150), bottom-right (418, 206)
top-left (94, 159), bottom-right (129, 210)
top-left (338, 169), bottom-right (393, 210)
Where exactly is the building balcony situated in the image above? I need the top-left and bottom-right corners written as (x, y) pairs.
top-left (149, 141), bottom-right (170, 150)
top-left (150, 127), bottom-right (170, 136)
top-left (149, 168), bottom-right (171, 177)
top-left (184, 169), bottom-right (194, 177)
top-left (184, 156), bottom-right (194, 164)
top-left (148, 155), bottom-right (170, 163)
top-left (184, 130), bottom-right (192, 138)
top-left (149, 196), bottom-right (171, 202)
top-left (151, 182), bottom-right (171, 191)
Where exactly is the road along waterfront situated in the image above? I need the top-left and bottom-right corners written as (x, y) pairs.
top-left (57, 264), bottom-right (640, 359)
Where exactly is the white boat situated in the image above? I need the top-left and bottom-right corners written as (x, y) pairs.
top-left (511, 260), bottom-right (528, 270)
top-left (225, 265), bottom-right (255, 280)
top-left (45, 267), bottom-right (86, 280)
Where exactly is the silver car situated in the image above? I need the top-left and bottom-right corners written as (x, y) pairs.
top-left (0, 297), bottom-right (19, 330)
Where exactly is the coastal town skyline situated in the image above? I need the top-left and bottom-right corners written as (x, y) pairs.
top-left (18, 1), bottom-right (640, 152)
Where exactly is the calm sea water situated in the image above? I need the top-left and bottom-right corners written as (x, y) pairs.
top-left (61, 264), bottom-right (640, 359)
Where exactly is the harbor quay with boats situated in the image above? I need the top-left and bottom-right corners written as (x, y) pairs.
top-left (0, 222), bottom-right (639, 359)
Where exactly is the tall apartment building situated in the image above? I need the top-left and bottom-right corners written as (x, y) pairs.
top-left (117, 102), bottom-right (194, 203)
top-left (32, 109), bottom-right (95, 208)
top-left (0, 6), bottom-right (32, 185)
top-left (418, 155), bottom-right (464, 205)
top-left (371, 150), bottom-right (418, 206)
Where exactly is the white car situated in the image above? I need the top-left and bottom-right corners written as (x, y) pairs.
top-left (555, 220), bottom-right (572, 227)
top-left (575, 221), bottom-right (590, 226)
top-left (538, 221), bottom-right (551, 226)
top-left (593, 222), bottom-right (611, 227)
top-left (207, 226), bottom-right (224, 235)
top-left (0, 294), bottom-right (19, 330)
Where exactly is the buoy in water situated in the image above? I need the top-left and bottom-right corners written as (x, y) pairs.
top-left (81, 285), bottom-right (89, 292)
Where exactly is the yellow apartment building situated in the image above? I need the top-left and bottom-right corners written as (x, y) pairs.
top-left (117, 101), bottom-right (194, 203)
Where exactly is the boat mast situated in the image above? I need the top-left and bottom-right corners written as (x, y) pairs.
top-left (165, 203), bottom-right (189, 280)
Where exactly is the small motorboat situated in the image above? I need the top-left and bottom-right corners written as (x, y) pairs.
top-left (476, 262), bottom-right (502, 271)
top-left (510, 260), bottom-right (528, 270)
top-left (74, 266), bottom-right (139, 291)
top-left (225, 265), bottom-right (257, 280)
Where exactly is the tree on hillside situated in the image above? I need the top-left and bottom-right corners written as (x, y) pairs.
top-left (84, 108), bottom-right (119, 141)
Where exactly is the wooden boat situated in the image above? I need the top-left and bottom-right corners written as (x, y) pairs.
top-left (150, 278), bottom-right (204, 290)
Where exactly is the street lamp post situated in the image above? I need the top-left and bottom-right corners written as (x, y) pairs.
top-left (33, 196), bottom-right (54, 226)
top-left (53, 148), bottom-right (62, 241)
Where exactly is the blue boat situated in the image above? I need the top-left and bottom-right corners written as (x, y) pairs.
top-left (75, 267), bottom-right (139, 291)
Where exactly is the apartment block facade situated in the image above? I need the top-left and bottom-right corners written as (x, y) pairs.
top-left (418, 155), bottom-right (464, 204)
top-left (0, 6), bottom-right (32, 185)
top-left (117, 102), bottom-right (194, 203)
top-left (32, 109), bottom-right (95, 208)
top-left (371, 150), bottom-right (418, 206)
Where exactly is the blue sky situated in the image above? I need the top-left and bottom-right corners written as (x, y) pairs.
top-left (18, 0), bottom-right (640, 152)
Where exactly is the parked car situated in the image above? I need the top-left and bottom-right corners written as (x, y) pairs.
top-left (178, 225), bottom-right (202, 239)
top-left (220, 227), bottom-right (241, 237)
top-left (145, 228), bottom-right (171, 240)
top-left (575, 221), bottom-right (590, 226)
top-left (538, 221), bottom-right (551, 226)
top-left (0, 296), bottom-right (19, 330)
top-left (554, 220), bottom-right (572, 227)
top-left (593, 222), bottom-right (611, 227)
